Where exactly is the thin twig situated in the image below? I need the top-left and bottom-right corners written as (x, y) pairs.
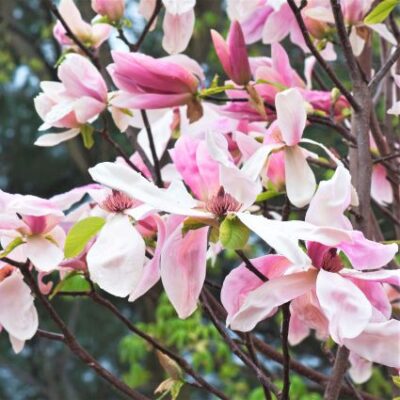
top-left (369, 46), bottom-right (400, 92)
top-left (132, 0), bottom-right (163, 52)
top-left (235, 250), bottom-right (268, 282)
top-left (19, 262), bottom-right (148, 400)
top-left (140, 110), bottom-right (163, 187)
top-left (287, 0), bottom-right (359, 110)
top-left (90, 292), bottom-right (229, 400)
top-left (43, 0), bottom-right (100, 70)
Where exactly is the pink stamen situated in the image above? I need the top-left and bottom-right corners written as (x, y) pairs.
top-left (205, 186), bottom-right (242, 217)
top-left (321, 248), bottom-right (344, 273)
top-left (101, 190), bottom-right (137, 213)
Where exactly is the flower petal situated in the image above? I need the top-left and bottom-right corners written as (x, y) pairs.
top-left (284, 145), bottom-right (316, 207)
top-left (24, 237), bottom-right (64, 272)
top-left (230, 269), bottom-right (317, 331)
top-left (161, 224), bottom-right (209, 319)
top-left (87, 214), bottom-right (145, 297)
top-left (316, 270), bottom-right (372, 342)
top-left (276, 88), bottom-right (306, 146)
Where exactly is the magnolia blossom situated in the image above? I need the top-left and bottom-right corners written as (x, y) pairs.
top-left (108, 51), bottom-right (203, 121)
top-left (241, 88), bottom-right (318, 207)
top-left (34, 54), bottom-right (107, 147)
top-left (211, 21), bottom-right (251, 86)
top-left (0, 193), bottom-right (66, 272)
top-left (0, 264), bottom-right (38, 353)
top-left (91, 0), bottom-right (125, 21)
top-left (53, 0), bottom-right (111, 49)
top-left (222, 166), bottom-right (399, 371)
top-left (88, 133), bottom-right (355, 316)
top-left (139, 0), bottom-right (196, 54)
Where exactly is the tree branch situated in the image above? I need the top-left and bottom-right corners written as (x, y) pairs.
top-left (369, 46), bottom-right (400, 92)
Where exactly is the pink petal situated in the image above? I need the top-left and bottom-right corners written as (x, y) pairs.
top-left (349, 353), bottom-right (372, 384)
top-left (316, 270), bottom-right (372, 342)
top-left (230, 269), bottom-right (318, 331)
top-left (371, 164), bottom-right (393, 205)
top-left (344, 320), bottom-right (400, 368)
top-left (221, 254), bottom-right (291, 325)
top-left (211, 29), bottom-right (233, 79)
top-left (129, 215), bottom-right (166, 302)
top-left (288, 313), bottom-right (310, 345)
top-left (162, 9), bottom-right (195, 54)
top-left (161, 224), bottom-right (209, 318)
top-left (337, 230), bottom-right (398, 270)
top-left (276, 88), bottom-right (307, 145)
top-left (306, 165), bottom-right (352, 229)
top-left (87, 214), bottom-right (146, 297)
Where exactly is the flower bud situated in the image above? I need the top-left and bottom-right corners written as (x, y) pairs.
top-left (91, 0), bottom-right (125, 21)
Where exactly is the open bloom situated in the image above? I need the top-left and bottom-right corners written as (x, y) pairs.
top-left (34, 54), bottom-right (107, 146)
top-left (88, 134), bottom-right (352, 316)
top-left (0, 264), bottom-right (38, 353)
top-left (53, 0), bottom-right (111, 49)
top-left (108, 51), bottom-right (203, 121)
top-left (211, 21), bottom-right (251, 86)
top-left (223, 166), bottom-right (399, 371)
top-left (0, 194), bottom-right (66, 272)
top-left (241, 87), bottom-right (318, 207)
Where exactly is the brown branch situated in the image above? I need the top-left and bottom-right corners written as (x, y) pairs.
top-left (369, 46), bottom-right (400, 92)
top-left (19, 263), bottom-right (148, 400)
top-left (330, 0), bottom-right (362, 82)
top-left (287, 0), bottom-right (359, 110)
top-left (200, 290), bottom-right (280, 397)
top-left (89, 292), bottom-right (229, 400)
top-left (235, 250), bottom-right (268, 282)
top-left (132, 0), bottom-right (163, 52)
top-left (323, 346), bottom-right (350, 400)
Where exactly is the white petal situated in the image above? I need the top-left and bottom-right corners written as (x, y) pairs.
top-left (34, 129), bottom-right (80, 147)
top-left (87, 214), bottom-right (146, 297)
top-left (285, 145), bottom-right (316, 207)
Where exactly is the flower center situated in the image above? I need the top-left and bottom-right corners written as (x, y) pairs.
top-left (101, 190), bottom-right (136, 213)
top-left (205, 186), bottom-right (242, 217)
top-left (321, 248), bottom-right (344, 273)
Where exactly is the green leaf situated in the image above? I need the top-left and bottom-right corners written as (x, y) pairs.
top-left (256, 190), bottom-right (284, 203)
top-left (199, 84), bottom-right (235, 97)
top-left (64, 216), bottom-right (106, 258)
top-left (364, 0), bottom-right (399, 24)
top-left (219, 215), bottom-right (250, 250)
top-left (182, 217), bottom-right (208, 236)
top-left (392, 375), bottom-right (400, 388)
top-left (50, 271), bottom-right (91, 299)
top-left (0, 237), bottom-right (24, 258)
top-left (80, 125), bottom-right (95, 149)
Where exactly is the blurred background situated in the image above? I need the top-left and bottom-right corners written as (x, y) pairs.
top-left (0, 1), bottom-right (395, 399)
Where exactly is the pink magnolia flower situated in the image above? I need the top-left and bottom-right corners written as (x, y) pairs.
top-left (1, 194), bottom-right (66, 272)
top-left (211, 21), bottom-right (251, 86)
top-left (223, 166), bottom-right (399, 371)
top-left (139, 0), bottom-right (196, 54)
top-left (241, 88), bottom-right (318, 207)
top-left (92, 0), bottom-right (125, 21)
top-left (84, 188), bottom-right (164, 299)
top-left (88, 135), bottom-right (353, 316)
top-left (53, 0), bottom-right (111, 49)
top-left (107, 52), bottom-right (203, 121)
top-left (34, 54), bottom-right (108, 147)
top-left (0, 264), bottom-right (38, 353)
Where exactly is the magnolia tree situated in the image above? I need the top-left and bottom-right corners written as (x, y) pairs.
top-left (1, 0), bottom-right (400, 399)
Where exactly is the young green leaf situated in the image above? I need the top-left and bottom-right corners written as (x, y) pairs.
top-left (64, 216), bottom-right (106, 258)
top-left (219, 215), bottom-right (250, 250)
top-left (0, 237), bottom-right (24, 258)
top-left (80, 124), bottom-right (95, 149)
top-left (364, 0), bottom-right (399, 24)
top-left (50, 271), bottom-right (91, 299)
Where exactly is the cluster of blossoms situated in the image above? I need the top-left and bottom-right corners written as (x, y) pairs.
top-left (1, 0), bottom-right (400, 389)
